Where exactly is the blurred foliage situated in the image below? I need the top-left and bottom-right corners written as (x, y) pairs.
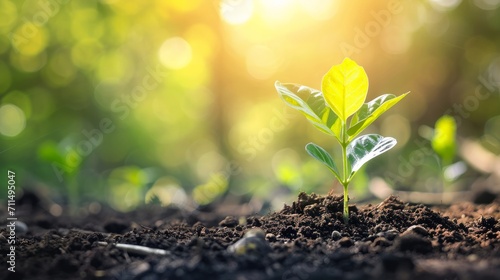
top-left (0, 0), bottom-right (499, 211)
top-left (432, 115), bottom-right (457, 166)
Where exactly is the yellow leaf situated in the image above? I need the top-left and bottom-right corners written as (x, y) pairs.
top-left (321, 58), bottom-right (368, 122)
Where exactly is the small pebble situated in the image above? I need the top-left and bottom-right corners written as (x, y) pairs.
top-left (129, 261), bottom-right (150, 277)
top-left (245, 228), bottom-right (265, 239)
top-left (228, 228), bottom-right (270, 256)
top-left (403, 225), bottom-right (428, 236)
top-left (376, 229), bottom-right (399, 240)
top-left (15, 221), bottom-right (28, 234)
top-left (219, 216), bottom-right (238, 227)
top-left (58, 228), bottom-right (70, 236)
top-left (265, 233), bottom-right (276, 242)
top-left (331, 230), bottom-right (342, 240)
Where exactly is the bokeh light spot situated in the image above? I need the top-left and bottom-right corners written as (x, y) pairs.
top-left (11, 23), bottom-right (48, 56)
top-left (49, 204), bottom-right (63, 217)
top-left (473, 0), bottom-right (500, 10)
top-left (108, 166), bottom-right (148, 211)
top-left (487, 56), bottom-right (500, 87)
top-left (196, 151), bottom-right (227, 179)
top-left (145, 177), bottom-right (187, 207)
top-left (158, 37), bottom-right (192, 69)
top-left (260, 0), bottom-right (296, 23)
top-left (299, 0), bottom-right (337, 21)
top-left (3, 90), bottom-right (32, 119)
top-left (272, 148), bottom-right (302, 189)
top-left (193, 172), bottom-right (228, 205)
top-left (220, 0), bottom-right (253, 25)
top-left (0, 104), bottom-right (26, 137)
top-left (380, 26), bottom-right (412, 54)
top-left (246, 45), bottom-right (281, 80)
top-left (381, 114), bottom-right (411, 149)
top-left (10, 52), bottom-right (47, 73)
top-left (0, 1), bottom-right (17, 31)
top-left (428, 0), bottom-right (462, 11)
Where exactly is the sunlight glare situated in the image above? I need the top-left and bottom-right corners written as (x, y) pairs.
top-left (0, 104), bottom-right (26, 137)
top-left (299, 0), bottom-right (337, 21)
top-left (220, 0), bottom-right (254, 25)
top-left (428, 0), bottom-right (462, 11)
top-left (158, 37), bottom-right (192, 69)
top-left (260, 0), bottom-right (295, 23)
top-left (473, 0), bottom-right (500, 10)
top-left (246, 45), bottom-right (280, 80)
top-left (381, 26), bottom-right (412, 54)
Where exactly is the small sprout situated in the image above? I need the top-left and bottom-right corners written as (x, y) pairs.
top-left (276, 58), bottom-right (408, 223)
top-left (430, 115), bottom-right (468, 187)
top-left (432, 115), bottom-right (457, 168)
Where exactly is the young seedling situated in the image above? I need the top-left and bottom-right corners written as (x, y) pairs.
top-left (431, 115), bottom-right (465, 187)
top-left (275, 58), bottom-right (408, 223)
top-left (431, 115), bottom-right (457, 170)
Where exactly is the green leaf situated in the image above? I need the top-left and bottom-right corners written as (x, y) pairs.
top-left (275, 81), bottom-right (341, 140)
top-left (321, 58), bottom-right (368, 122)
top-left (346, 134), bottom-right (397, 180)
top-left (305, 142), bottom-right (341, 182)
top-left (347, 92), bottom-right (409, 140)
top-left (431, 115), bottom-right (456, 165)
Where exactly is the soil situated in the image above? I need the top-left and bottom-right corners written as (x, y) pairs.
top-left (1, 192), bottom-right (499, 280)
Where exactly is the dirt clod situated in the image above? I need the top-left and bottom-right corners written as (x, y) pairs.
top-left (393, 233), bottom-right (433, 254)
top-left (339, 236), bottom-right (354, 247)
top-left (219, 216), bottom-right (238, 227)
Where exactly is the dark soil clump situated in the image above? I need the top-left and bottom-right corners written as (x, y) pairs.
top-left (1, 192), bottom-right (499, 280)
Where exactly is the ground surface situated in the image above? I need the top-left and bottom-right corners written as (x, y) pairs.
top-left (1, 192), bottom-right (499, 280)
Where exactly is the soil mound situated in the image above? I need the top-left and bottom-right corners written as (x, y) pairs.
top-left (1, 192), bottom-right (499, 280)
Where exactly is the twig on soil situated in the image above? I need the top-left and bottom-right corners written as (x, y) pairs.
top-left (97, 241), bottom-right (169, 256)
top-left (69, 228), bottom-right (111, 237)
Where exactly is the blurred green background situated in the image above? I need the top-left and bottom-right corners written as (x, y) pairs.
top-left (1, 0), bottom-right (499, 214)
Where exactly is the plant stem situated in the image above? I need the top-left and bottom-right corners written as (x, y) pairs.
top-left (341, 122), bottom-right (349, 224)
top-left (343, 184), bottom-right (349, 223)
